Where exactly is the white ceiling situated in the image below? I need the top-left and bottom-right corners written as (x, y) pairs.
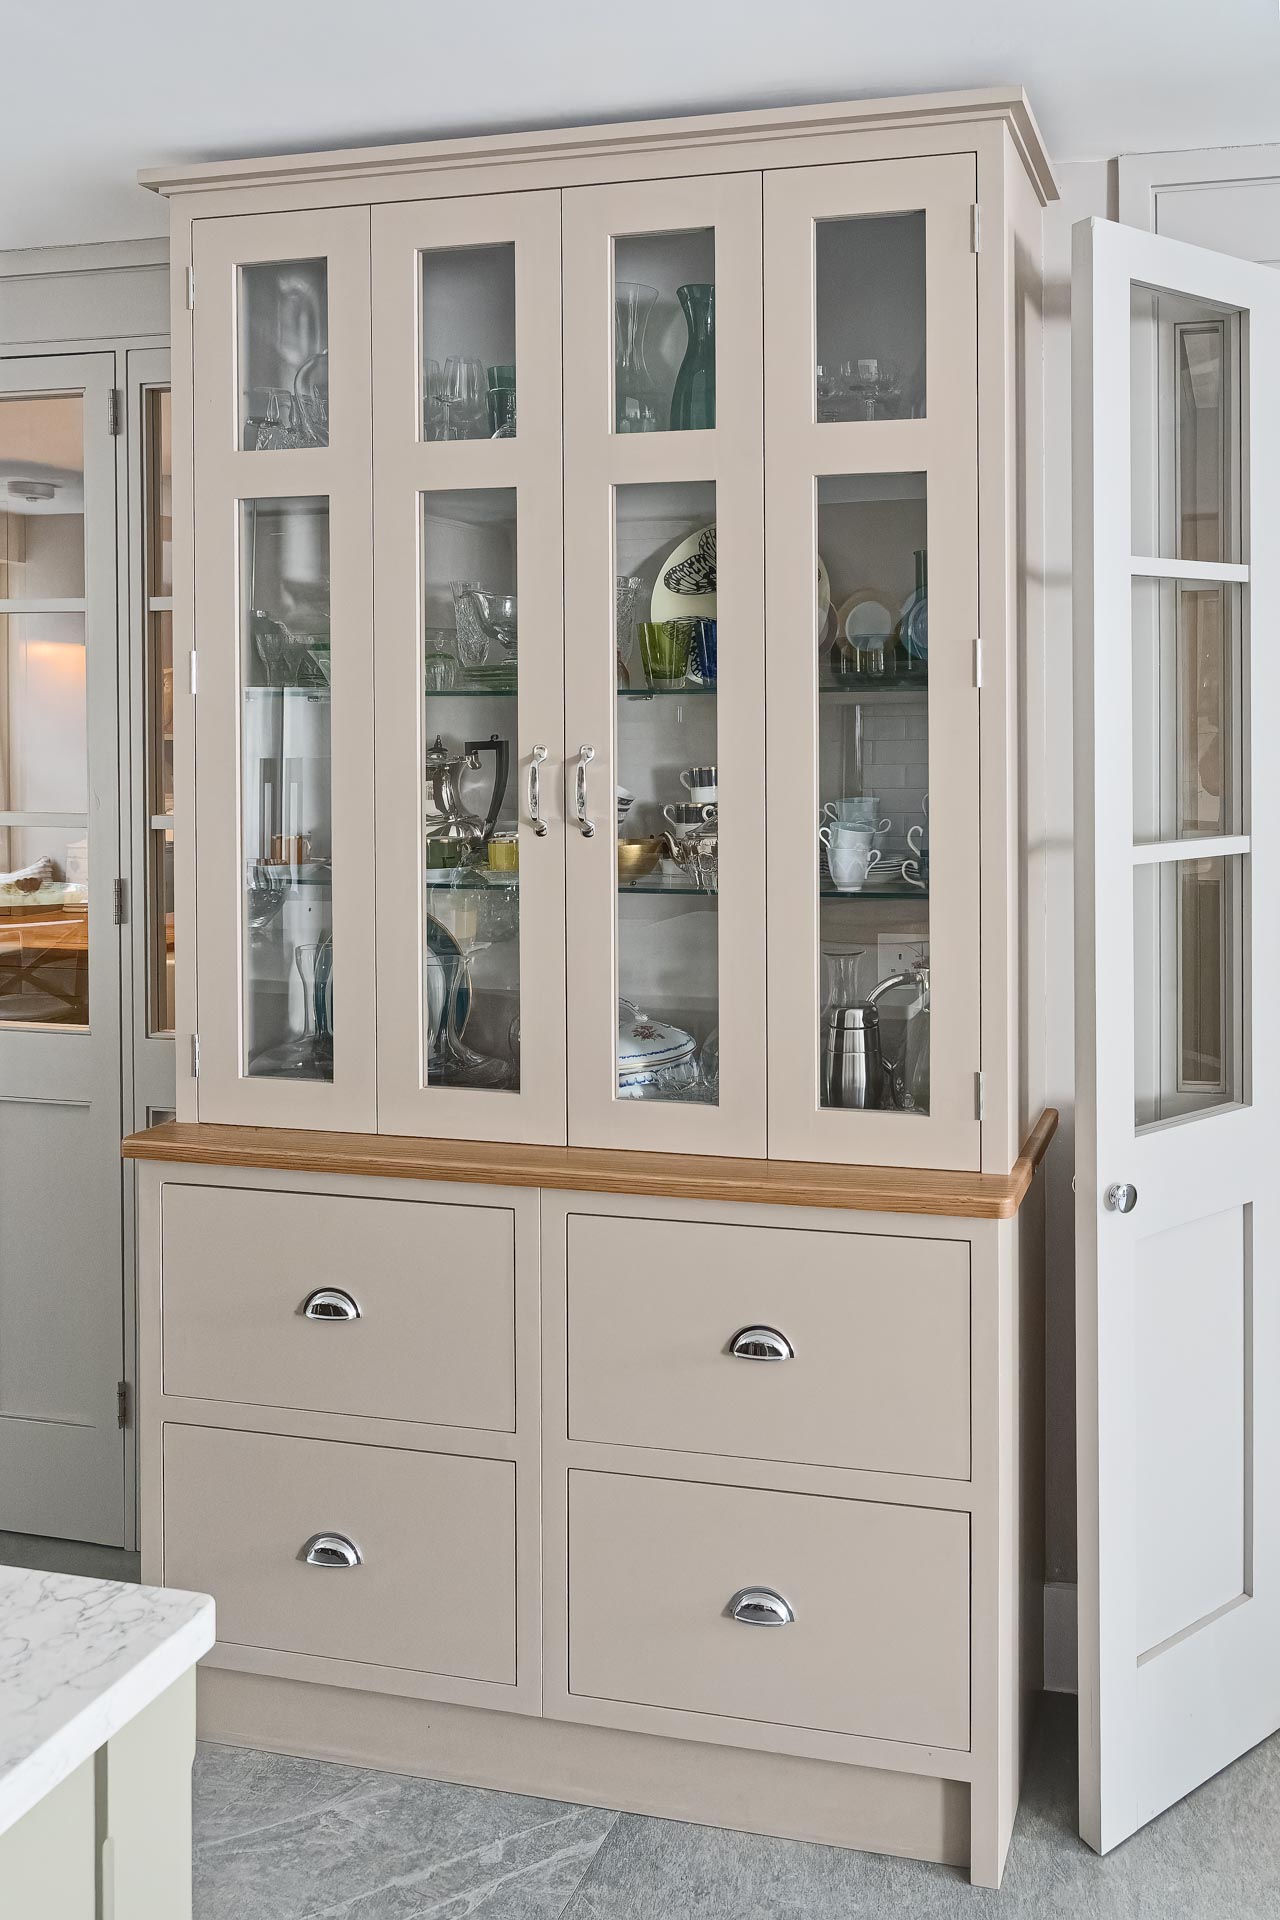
top-left (6, 0), bottom-right (1280, 249)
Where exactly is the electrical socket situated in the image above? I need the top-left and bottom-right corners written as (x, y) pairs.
top-left (877, 935), bottom-right (929, 979)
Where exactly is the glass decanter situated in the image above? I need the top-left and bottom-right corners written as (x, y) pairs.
top-left (671, 283), bottom-right (716, 431)
top-left (615, 282), bottom-right (661, 433)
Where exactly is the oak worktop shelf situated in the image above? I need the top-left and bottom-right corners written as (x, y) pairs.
top-left (124, 1108), bottom-right (1056, 1220)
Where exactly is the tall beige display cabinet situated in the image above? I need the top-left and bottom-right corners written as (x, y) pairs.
top-left (128, 89), bottom-right (1056, 1889)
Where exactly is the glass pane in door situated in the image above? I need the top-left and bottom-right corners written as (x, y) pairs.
top-left (615, 480), bottom-right (719, 1104)
top-left (420, 489), bottom-right (521, 1092)
top-left (240, 497), bottom-right (332, 1080)
top-left (613, 230), bottom-right (715, 433)
top-left (239, 260), bottom-right (328, 450)
top-left (1134, 854), bottom-right (1243, 1126)
top-left (421, 245), bottom-right (516, 441)
top-left (0, 393), bottom-right (85, 595)
top-left (1131, 578), bottom-right (1240, 845)
top-left (815, 214), bottom-right (926, 422)
top-left (1131, 290), bottom-right (1238, 563)
top-left (0, 611), bottom-right (89, 1028)
top-left (817, 474), bottom-right (930, 1113)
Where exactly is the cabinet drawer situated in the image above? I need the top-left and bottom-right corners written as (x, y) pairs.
top-left (163, 1425), bottom-right (516, 1683)
top-left (568, 1470), bottom-right (969, 1749)
top-left (162, 1184), bottom-right (514, 1431)
top-left (566, 1214), bottom-right (969, 1478)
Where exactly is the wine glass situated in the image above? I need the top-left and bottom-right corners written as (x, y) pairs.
top-left (423, 358), bottom-right (445, 440)
top-left (442, 357), bottom-right (487, 440)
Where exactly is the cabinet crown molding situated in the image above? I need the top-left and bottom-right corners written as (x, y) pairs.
top-left (138, 86), bottom-right (1057, 206)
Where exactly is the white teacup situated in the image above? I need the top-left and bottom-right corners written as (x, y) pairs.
top-left (818, 822), bottom-right (876, 854)
top-left (827, 843), bottom-right (883, 893)
top-left (823, 798), bottom-right (889, 834)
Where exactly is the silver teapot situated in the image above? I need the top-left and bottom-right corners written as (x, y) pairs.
top-left (424, 733), bottom-right (510, 855)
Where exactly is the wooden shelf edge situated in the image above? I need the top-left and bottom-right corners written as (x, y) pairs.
top-left (124, 1109), bottom-right (1058, 1221)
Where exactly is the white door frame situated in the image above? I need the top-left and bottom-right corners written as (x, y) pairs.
top-left (1074, 212), bottom-right (1280, 1853)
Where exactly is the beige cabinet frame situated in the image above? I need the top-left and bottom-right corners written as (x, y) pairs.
top-left (191, 207), bottom-right (376, 1129)
top-left (764, 155), bottom-right (981, 1170)
top-left (562, 173), bottom-right (767, 1157)
top-left (371, 191), bottom-right (567, 1142)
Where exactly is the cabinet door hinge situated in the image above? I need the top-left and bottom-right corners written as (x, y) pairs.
top-left (185, 266), bottom-right (196, 310)
top-left (189, 649), bottom-right (198, 696)
top-left (970, 204), bottom-right (981, 254)
top-left (116, 1380), bottom-right (131, 1429)
top-left (975, 1071), bottom-right (985, 1122)
top-left (107, 388), bottom-right (121, 436)
top-left (973, 637), bottom-right (983, 689)
top-left (112, 877), bottom-right (128, 925)
top-left (190, 1032), bottom-right (201, 1080)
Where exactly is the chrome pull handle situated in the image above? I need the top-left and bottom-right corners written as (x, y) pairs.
top-left (302, 1532), bottom-right (362, 1569)
top-left (527, 744), bottom-right (548, 837)
top-left (302, 1287), bottom-right (360, 1322)
top-left (729, 1586), bottom-right (795, 1628)
top-left (730, 1325), bottom-right (794, 1362)
top-left (1105, 1182), bottom-right (1138, 1214)
top-left (574, 745), bottom-right (596, 838)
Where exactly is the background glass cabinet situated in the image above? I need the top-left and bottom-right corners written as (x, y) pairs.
top-left (188, 151), bottom-right (996, 1168)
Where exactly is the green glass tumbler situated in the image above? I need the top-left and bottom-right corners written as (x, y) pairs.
top-left (638, 619), bottom-right (693, 689)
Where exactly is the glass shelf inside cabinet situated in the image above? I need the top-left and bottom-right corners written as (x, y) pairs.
top-left (815, 214), bottom-right (925, 423)
top-left (240, 261), bottom-right (328, 451)
top-left (240, 496), bottom-right (334, 1082)
top-left (614, 479), bottom-right (720, 1106)
top-left (420, 489), bottom-right (521, 1093)
top-left (817, 474), bottom-right (931, 1115)
top-left (614, 230), bottom-right (715, 434)
top-left (421, 243), bottom-right (516, 442)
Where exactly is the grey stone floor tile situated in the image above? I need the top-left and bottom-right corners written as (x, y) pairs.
top-left (560, 1698), bottom-right (1280, 1920)
top-left (192, 1742), bottom-right (616, 1920)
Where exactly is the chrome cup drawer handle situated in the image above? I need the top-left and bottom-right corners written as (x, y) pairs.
top-left (302, 1533), bottom-right (362, 1570)
top-left (302, 1288), bottom-right (361, 1322)
top-left (729, 1325), bottom-right (794, 1362)
top-left (729, 1586), bottom-right (795, 1627)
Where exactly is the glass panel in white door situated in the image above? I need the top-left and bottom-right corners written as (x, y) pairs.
top-left (372, 190), bottom-right (565, 1142)
top-left (562, 174), bottom-right (765, 1156)
top-left (192, 208), bottom-right (375, 1128)
top-left (765, 155), bottom-right (979, 1170)
top-left (1074, 216), bottom-right (1280, 1860)
top-left (240, 259), bottom-right (328, 450)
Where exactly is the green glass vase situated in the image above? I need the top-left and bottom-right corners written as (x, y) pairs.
top-left (670, 283), bottom-right (716, 431)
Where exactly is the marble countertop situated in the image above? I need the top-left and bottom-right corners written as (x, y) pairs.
top-left (0, 1565), bottom-right (214, 1838)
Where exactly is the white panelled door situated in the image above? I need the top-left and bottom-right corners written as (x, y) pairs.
top-left (1074, 215), bottom-right (1280, 1853)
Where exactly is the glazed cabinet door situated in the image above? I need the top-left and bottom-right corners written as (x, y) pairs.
top-left (764, 156), bottom-right (980, 1170)
top-left (371, 191), bottom-right (566, 1141)
top-left (191, 208), bottom-right (376, 1128)
top-left (562, 174), bottom-right (766, 1155)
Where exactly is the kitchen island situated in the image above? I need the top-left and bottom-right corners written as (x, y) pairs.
top-left (0, 1565), bottom-right (214, 1918)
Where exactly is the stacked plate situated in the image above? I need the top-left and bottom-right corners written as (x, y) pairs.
top-left (617, 786), bottom-right (636, 832)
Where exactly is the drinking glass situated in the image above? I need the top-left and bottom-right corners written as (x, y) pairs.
top-left (638, 618), bottom-right (693, 689)
top-left (615, 574), bottom-right (645, 687)
top-left (423, 358), bottom-right (445, 440)
top-left (442, 357), bottom-right (487, 440)
top-left (486, 364), bottom-right (517, 437)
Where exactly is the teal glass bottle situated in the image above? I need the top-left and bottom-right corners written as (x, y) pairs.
top-left (670, 283), bottom-right (716, 431)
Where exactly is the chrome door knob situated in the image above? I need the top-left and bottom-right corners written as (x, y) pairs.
top-left (1105, 1183), bottom-right (1138, 1214)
